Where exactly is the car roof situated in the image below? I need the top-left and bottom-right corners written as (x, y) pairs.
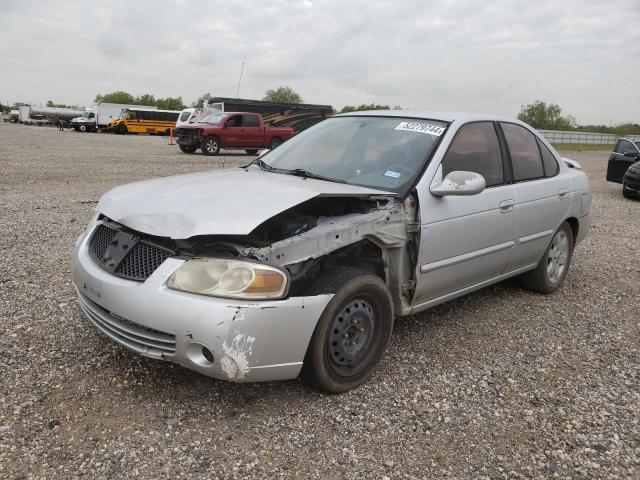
top-left (334, 110), bottom-right (525, 125)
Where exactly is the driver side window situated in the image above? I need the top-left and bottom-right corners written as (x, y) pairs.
top-left (615, 139), bottom-right (636, 154)
top-left (226, 115), bottom-right (241, 128)
top-left (441, 122), bottom-right (504, 187)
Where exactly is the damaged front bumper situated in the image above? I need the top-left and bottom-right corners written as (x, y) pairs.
top-left (71, 230), bottom-right (333, 382)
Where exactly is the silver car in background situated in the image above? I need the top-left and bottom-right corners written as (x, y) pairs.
top-left (72, 111), bottom-right (591, 392)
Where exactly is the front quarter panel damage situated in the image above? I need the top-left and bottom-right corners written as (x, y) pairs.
top-left (242, 195), bottom-right (418, 315)
top-left (180, 294), bottom-right (334, 382)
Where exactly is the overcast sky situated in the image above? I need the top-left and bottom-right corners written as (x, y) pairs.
top-left (1, 0), bottom-right (639, 124)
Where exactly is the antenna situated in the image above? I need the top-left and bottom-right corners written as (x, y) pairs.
top-left (235, 61), bottom-right (245, 98)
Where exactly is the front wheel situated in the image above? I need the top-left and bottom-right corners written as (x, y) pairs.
top-left (79, 124), bottom-right (87, 132)
top-left (118, 124), bottom-right (128, 135)
top-left (245, 149), bottom-right (259, 155)
top-left (201, 136), bottom-right (220, 156)
top-left (302, 267), bottom-right (394, 393)
top-left (520, 222), bottom-right (574, 294)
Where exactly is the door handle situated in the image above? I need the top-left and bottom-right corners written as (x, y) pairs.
top-left (558, 188), bottom-right (570, 199)
top-left (499, 200), bottom-right (514, 213)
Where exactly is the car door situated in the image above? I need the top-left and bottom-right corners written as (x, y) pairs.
top-left (413, 121), bottom-right (516, 306)
top-left (499, 123), bottom-right (570, 272)
top-left (607, 139), bottom-right (640, 183)
top-left (223, 115), bottom-right (243, 147)
top-left (241, 114), bottom-right (264, 147)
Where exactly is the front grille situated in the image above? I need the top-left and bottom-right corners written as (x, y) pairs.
top-left (89, 224), bottom-right (117, 260)
top-left (115, 241), bottom-right (173, 281)
top-left (88, 223), bottom-right (174, 282)
top-left (176, 127), bottom-right (201, 142)
top-left (77, 290), bottom-right (176, 358)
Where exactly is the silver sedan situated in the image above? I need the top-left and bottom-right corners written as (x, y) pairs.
top-left (73, 111), bottom-right (591, 392)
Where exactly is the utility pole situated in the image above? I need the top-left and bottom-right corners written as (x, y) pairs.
top-left (235, 61), bottom-right (244, 98)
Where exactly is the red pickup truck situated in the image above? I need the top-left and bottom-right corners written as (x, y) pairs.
top-left (175, 112), bottom-right (294, 156)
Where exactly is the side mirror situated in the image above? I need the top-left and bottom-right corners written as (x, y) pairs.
top-left (430, 171), bottom-right (486, 197)
top-left (623, 150), bottom-right (639, 158)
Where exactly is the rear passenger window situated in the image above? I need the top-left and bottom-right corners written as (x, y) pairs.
top-left (501, 123), bottom-right (544, 182)
top-left (441, 122), bottom-right (504, 187)
top-left (243, 115), bottom-right (260, 127)
top-left (537, 139), bottom-right (560, 177)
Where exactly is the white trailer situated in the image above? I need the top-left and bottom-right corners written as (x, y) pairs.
top-left (70, 103), bottom-right (158, 132)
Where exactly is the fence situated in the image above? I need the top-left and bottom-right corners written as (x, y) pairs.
top-left (538, 129), bottom-right (640, 145)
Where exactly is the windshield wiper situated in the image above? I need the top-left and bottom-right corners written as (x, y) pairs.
top-left (284, 168), bottom-right (347, 184)
top-left (246, 158), bottom-right (275, 171)
top-left (246, 160), bottom-right (346, 184)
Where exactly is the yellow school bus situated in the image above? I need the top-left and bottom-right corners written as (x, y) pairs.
top-left (107, 108), bottom-right (180, 135)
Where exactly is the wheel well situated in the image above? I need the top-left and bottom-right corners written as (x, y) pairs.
top-left (288, 240), bottom-right (385, 296)
top-left (565, 217), bottom-right (579, 243)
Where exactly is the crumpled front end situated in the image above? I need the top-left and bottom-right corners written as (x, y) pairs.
top-left (72, 229), bottom-right (333, 382)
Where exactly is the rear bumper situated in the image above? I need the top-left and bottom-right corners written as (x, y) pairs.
top-left (72, 228), bottom-right (333, 382)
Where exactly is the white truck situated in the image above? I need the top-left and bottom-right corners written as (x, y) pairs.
top-left (70, 103), bottom-right (158, 132)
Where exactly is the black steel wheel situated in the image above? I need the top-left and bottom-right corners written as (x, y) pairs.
top-left (302, 267), bottom-right (394, 393)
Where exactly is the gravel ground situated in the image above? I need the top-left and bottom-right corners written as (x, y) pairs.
top-left (0, 122), bottom-right (638, 479)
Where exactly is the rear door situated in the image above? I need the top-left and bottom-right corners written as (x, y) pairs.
top-left (241, 114), bottom-right (264, 147)
top-left (499, 123), bottom-right (570, 272)
top-left (414, 121), bottom-right (515, 305)
top-left (607, 139), bottom-right (640, 183)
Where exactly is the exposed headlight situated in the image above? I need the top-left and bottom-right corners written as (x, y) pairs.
top-left (167, 258), bottom-right (288, 300)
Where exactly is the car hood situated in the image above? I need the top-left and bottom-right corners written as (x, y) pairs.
top-left (97, 167), bottom-right (391, 239)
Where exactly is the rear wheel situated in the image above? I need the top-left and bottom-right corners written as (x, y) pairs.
top-left (520, 222), bottom-right (574, 293)
top-left (201, 136), bottom-right (220, 156)
top-left (268, 137), bottom-right (283, 149)
top-left (245, 149), bottom-right (259, 155)
top-left (302, 267), bottom-right (394, 393)
top-left (179, 144), bottom-right (198, 154)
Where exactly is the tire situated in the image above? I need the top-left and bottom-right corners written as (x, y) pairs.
top-left (118, 124), bottom-right (128, 135)
top-left (245, 149), bottom-right (259, 155)
top-left (201, 136), bottom-right (220, 156)
top-left (79, 124), bottom-right (87, 132)
top-left (302, 267), bottom-right (394, 393)
top-left (179, 144), bottom-right (198, 154)
top-left (623, 183), bottom-right (633, 199)
top-left (268, 137), bottom-right (283, 150)
top-left (520, 222), bottom-right (574, 294)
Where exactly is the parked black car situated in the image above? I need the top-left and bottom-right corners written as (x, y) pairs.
top-left (607, 138), bottom-right (640, 199)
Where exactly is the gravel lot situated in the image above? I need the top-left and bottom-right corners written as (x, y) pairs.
top-left (0, 122), bottom-right (638, 479)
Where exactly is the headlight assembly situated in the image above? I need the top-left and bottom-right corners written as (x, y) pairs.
top-left (167, 258), bottom-right (288, 300)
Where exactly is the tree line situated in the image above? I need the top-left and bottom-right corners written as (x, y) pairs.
top-left (518, 100), bottom-right (640, 135)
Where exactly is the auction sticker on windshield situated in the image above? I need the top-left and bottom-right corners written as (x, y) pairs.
top-left (395, 122), bottom-right (445, 136)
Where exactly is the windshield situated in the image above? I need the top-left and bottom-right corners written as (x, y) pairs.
top-left (198, 113), bottom-right (225, 125)
top-left (259, 116), bottom-right (447, 194)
